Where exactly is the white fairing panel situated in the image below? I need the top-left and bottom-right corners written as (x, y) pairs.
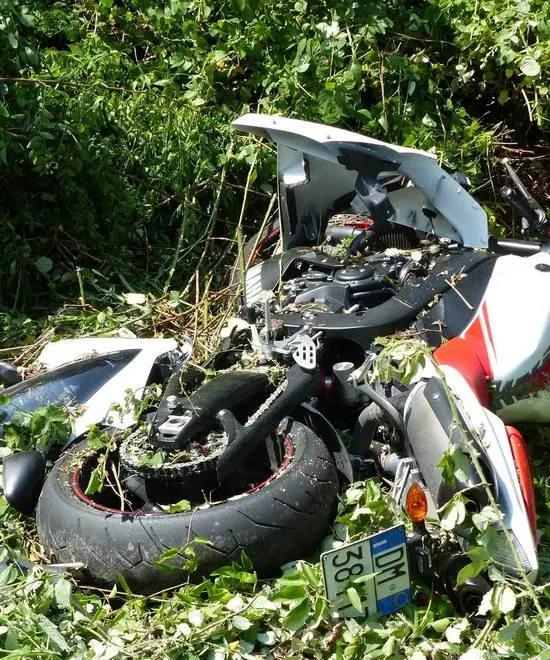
top-left (440, 365), bottom-right (538, 575)
top-left (232, 113), bottom-right (489, 248)
top-left (38, 338), bottom-right (192, 437)
top-left (461, 252), bottom-right (550, 388)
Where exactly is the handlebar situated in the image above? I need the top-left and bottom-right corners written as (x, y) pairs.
top-left (488, 236), bottom-right (550, 255)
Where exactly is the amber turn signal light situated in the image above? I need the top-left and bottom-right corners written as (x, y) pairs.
top-left (405, 482), bottom-right (428, 522)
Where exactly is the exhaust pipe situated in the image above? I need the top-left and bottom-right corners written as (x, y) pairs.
top-left (442, 553), bottom-right (491, 618)
top-left (404, 377), bottom-right (490, 511)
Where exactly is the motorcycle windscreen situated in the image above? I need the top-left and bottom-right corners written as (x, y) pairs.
top-left (0, 350), bottom-right (139, 432)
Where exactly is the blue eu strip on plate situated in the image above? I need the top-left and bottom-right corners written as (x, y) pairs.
top-left (321, 523), bottom-right (412, 618)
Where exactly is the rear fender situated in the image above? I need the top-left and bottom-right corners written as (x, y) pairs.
top-left (294, 402), bottom-right (353, 485)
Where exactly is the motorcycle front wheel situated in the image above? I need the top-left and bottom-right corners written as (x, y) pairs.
top-left (37, 401), bottom-right (339, 593)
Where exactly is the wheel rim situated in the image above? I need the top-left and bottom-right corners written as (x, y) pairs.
top-left (70, 427), bottom-right (295, 515)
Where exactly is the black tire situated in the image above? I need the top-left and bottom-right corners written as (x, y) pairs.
top-left (36, 416), bottom-right (339, 594)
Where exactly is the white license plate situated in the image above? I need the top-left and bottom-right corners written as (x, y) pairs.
top-left (321, 524), bottom-right (411, 618)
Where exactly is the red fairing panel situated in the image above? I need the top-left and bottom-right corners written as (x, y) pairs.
top-left (433, 337), bottom-right (490, 406)
top-left (506, 425), bottom-right (538, 543)
top-left (460, 301), bottom-right (495, 380)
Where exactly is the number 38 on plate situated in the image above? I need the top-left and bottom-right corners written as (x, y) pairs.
top-left (321, 524), bottom-right (412, 618)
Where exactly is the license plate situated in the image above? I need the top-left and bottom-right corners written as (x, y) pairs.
top-left (321, 524), bottom-right (411, 618)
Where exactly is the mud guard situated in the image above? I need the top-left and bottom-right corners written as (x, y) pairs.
top-left (294, 401), bottom-right (353, 485)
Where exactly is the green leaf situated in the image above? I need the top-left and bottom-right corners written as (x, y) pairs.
top-left (438, 450), bottom-right (457, 486)
top-left (451, 445), bottom-right (474, 484)
top-left (346, 587), bottom-right (363, 613)
top-left (472, 506), bottom-right (500, 532)
top-left (440, 498), bottom-right (466, 531)
top-left (300, 562), bottom-right (320, 587)
top-left (430, 617), bottom-right (451, 632)
top-left (493, 584), bottom-right (517, 614)
top-left (381, 636), bottom-right (395, 657)
top-left (467, 545), bottom-right (490, 562)
top-left (498, 620), bottom-right (522, 642)
top-left (20, 13), bottom-right (34, 27)
top-left (85, 467), bottom-right (104, 495)
top-left (257, 631), bottom-right (277, 645)
top-left (283, 597), bottom-right (310, 631)
top-left (36, 614), bottom-right (69, 652)
top-left (168, 499), bottom-right (191, 513)
top-left (8, 34), bottom-right (18, 49)
top-left (250, 594), bottom-right (278, 611)
top-left (456, 561), bottom-right (487, 586)
top-left (54, 578), bottom-right (72, 609)
top-left (188, 609), bottom-right (203, 627)
top-left (421, 113), bottom-right (437, 128)
top-left (118, 573), bottom-right (134, 596)
top-left (35, 256), bottom-right (53, 274)
top-left (232, 615), bottom-right (252, 631)
top-left (520, 56), bottom-right (540, 77)
top-left (157, 547), bottom-right (180, 563)
top-left (273, 584), bottom-right (308, 602)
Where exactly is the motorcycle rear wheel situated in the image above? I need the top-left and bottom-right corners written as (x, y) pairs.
top-left (37, 414), bottom-right (338, 593)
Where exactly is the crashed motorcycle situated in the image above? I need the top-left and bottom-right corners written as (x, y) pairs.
top-left (2, 114), bottom-right (548, 616)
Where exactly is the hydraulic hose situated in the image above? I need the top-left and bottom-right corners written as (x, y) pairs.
top-left (356, 378), bottom-right (406, 433)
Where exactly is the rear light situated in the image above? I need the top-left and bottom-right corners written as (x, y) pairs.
top-left (506, 425), bottom-right (538, 543)
top-left (405, 482), bottom-right (428, 523)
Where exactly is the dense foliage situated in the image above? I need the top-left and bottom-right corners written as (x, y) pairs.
top-left (1, 3), bottom-right (550, 657)
top-left (1, 0), bottom-right (548, 313)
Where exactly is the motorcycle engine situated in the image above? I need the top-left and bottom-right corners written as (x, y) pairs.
top-left (244, 234), bottom-right (429, 315)
top-left (278, 254), bottom-right (405, 313)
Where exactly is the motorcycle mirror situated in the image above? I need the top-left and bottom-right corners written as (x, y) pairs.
top-left (2, 450), bottom-right (46, 515)
top-left (0, 361), bottom-right (22, 387)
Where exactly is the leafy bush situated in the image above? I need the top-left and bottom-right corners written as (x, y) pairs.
top-left (0, 0), bottom-right (548, 312)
